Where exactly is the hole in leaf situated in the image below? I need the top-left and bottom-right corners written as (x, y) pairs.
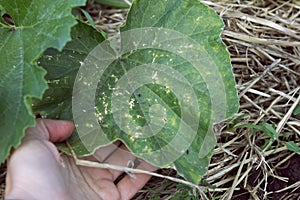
top-left (2, 13), bottom-right (14, 25)
top-left (97, 117), bottom-right (103, 124)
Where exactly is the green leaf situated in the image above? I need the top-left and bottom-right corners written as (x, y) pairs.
top-left (33, 21), bottom-right (105, 155)
top-left (35, 0), bottom-right (239, 184)
top-left (293, 104), bottom-right (300, 116)
top-left (116, 0), bottom-right (237, 183)
top-left (227, 113), bottom-right (250, 130)
top-left (0, 0), bottom-right (85, 163)
top-left (260, 122), bottom-right (278, 141)
top-left (283, 132), bottom-right (291, 139)
top-left (79, 9), bottom-right (108, 39)
top-left (94, 0), bottom-right (131, 8)
top-left (81, 9), bottom-right (97, 29)
top-left (72, 0), bottom-right (239, 184)
top-left (261, 139), bottom-right (272, 150)
top-left (286, 141), bottom-right (300, 154)
top-left (234, 122), bottom-right (278, 141)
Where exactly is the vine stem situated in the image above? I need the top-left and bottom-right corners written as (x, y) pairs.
top-left (66, 142), bottom-right (208, 199)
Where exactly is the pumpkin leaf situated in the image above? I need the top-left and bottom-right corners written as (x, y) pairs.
top-left (0, 0), bottom-right (85, 163)
top-left (72, 0), bottom-right (239, 183)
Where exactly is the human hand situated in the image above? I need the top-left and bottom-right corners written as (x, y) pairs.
top-left (5, 119), bottom-right (155, 200)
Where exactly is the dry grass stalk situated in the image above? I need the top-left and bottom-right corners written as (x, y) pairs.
top-left (201, 1), bottom-right (300, 199)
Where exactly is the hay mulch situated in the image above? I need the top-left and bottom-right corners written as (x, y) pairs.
top-left (1, 0), bottom-right (299, 199)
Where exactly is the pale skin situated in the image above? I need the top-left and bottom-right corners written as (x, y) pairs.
top-left (5, 119), bottom-right (156, 200)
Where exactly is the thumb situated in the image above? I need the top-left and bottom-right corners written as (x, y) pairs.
top-left (25, 119), bottom-right (74, 142)
top-left (5, 119), bottom-right (74, 199)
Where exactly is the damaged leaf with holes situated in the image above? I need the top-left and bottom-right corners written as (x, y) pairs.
top-left (67, 0), bottom-right (238, 184)
top-left (30, 0), bottom-right (239, 184)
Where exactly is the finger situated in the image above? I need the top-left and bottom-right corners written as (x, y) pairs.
top-left (104, 144), bottom-right (136, 180)
top-left (93, 141), bottom-right (122, 162)
top-left (41, 119), bottom-right (74, 142)
top-left (72, 141), bottom-right (130, 185)
top-left (6, 119), bottom-right (73, 199)
top-left (25, 119), bottom-right (74, 142)
top-left (61, 155), bottom-right (121, 200)
top-left (117, 160), bottom-right (157, 200)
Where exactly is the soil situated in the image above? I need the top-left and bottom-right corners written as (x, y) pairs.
top-left (0, 163), bottom-right (6, 199)
top-left (232, 154), bottom-right (300, 200)
top-left (266, 154), bottom-right (300, 200)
